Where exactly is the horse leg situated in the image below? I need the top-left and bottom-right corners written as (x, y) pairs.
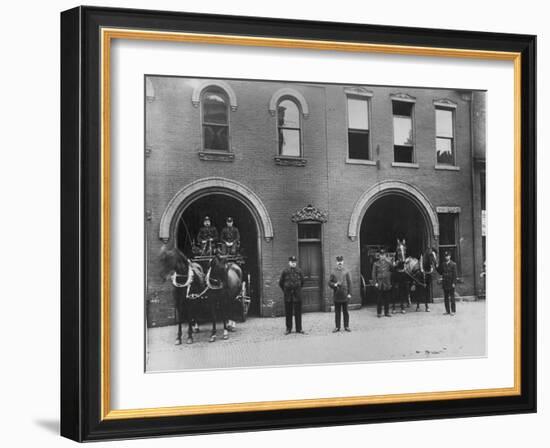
top-left (186, 301), bottom-right (194, 344)
top-left (209, 295), bottom-right (217, 342)
top-left (221, 290), bottom-right (229, 340)
top-left (174, 291), bottom-right (183, 345)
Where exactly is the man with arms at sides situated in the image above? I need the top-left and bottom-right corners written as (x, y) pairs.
top-left (279, 256), bottom-right (305, 335)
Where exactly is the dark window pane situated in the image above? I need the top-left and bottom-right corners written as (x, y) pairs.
top-left (392, 101), bottom-right (413, 116)
top-left (348, 131), bottom-right (370, 160)
top-left (436, 138), bottom-right (454, 164)
top-left (203, 125), bottom-right (228, 150)
top-left (394, 145), bottom-right (414, 163)
top-left (202, 91), bottom-right (228, 124)
top-left (278, 128), bottom-right (300, 156)
top-left (278, 99), bottom-right (300, 128)
top-left (438, 213), bottom-right (456, 245)
top-left (298, 224), bottom-right (321, 239)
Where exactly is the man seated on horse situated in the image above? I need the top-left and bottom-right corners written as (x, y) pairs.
top-left (196, 216), bottom-right (219, 256)
top-left (220, 216), bottom-right (240, 256)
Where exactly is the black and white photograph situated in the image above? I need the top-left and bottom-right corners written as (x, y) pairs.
top-left (145, 76), bottom-right (487, 372)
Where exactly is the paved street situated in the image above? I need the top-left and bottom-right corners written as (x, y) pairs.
top-left (146, 301), bottom-right (486, 372)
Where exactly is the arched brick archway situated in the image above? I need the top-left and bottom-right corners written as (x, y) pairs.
top-left (159, 177), bottom-right (273, 243)
top-left (348, 180), bottom-right (439, 244)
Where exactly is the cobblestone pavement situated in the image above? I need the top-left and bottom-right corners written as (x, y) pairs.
top-left (146, 301), bottom-right (486, 372)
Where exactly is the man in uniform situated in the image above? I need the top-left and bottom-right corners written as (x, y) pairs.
top-left (437, 251), bottom-right (458, 315)
top-left (328, 255), bottom-right (352, 332)
top-left (196, 216), bottom-right (219, 256)
top-left (372, 249), bottom-right (393, 318)
top-left (220, 217), bottom-right (240, 256)
top-left (278, 256), bottom-right (305, 335)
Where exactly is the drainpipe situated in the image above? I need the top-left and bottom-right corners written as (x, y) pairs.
top-left (469, 92), bottom-right (478, 299)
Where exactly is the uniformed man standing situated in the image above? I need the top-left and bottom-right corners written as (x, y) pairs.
top-left (437, 251), bottom-right (458, 315)
top-left (220, 217), bottom-right (240, 256)
top-left (372, 249), bottom-right (393, 318)
top-left (328, 255), bottom-right (352, 332)
top-left (196, 216), bottom-right (219, 256)
top-left (279, 256), bottom-right (305, 335)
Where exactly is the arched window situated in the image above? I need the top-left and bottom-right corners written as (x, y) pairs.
top-left (277, 98), bottom-right (301, 157)
top-left (201, 88), bottom-right (229, 151)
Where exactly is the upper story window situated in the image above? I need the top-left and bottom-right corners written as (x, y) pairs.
top-left (435, 107), bottom-right (455, 165)
top-left (201, 88), bottom-right (230, 151)
top-left (347, 96), bottom-right (371, 160)
top-left (277, 98), bottom-right (302, 157)
top-left (392, 100), bottom-right (415, 163)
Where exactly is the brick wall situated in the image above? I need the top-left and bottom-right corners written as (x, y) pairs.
top-left (145, 77), bottom-right (483, 327)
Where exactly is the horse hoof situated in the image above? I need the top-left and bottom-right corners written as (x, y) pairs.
top-left (186, 338), bottom-right (193, 345)
top-left (223, 332), bottom-right (229, 340)
top-left (175, 339), bottom-right (182, 346)
top-left (209, 335), bottom-right (216, 343)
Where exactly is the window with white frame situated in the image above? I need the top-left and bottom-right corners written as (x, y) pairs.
top-left (436, 107), bottom-right (455, 165)
top-left (201, 87), bottom-right (230, 151)
top-left (347, 96), bottom-right (371, 160)
top-left (277, 98), bottom-right (302, 157)
top-left (393, 101), bottom-right (415, 163)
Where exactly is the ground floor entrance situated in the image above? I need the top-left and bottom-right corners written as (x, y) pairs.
top-left (176, 193), bottom-right (261, 316)
top-left (360, 194), bottom-right (430, 304)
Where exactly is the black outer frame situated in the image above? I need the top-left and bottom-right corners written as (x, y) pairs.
top-left (60, 6), bottom-right (536, 442)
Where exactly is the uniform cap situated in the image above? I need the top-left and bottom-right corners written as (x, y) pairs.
top-left (226, 217), bottom-right (233, 223)
top-left (203, 216), bottom-right (211, 221)
top-left (336, 256), bottom-right (344, 262)
top-left (288, 256), bottom-right (297, 262)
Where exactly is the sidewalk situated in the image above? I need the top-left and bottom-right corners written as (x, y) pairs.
top-left (146, 301), bottom-right (486, 372)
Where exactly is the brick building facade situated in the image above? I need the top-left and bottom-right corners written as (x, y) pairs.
top-left (145, 76), bottom-right (486, 327)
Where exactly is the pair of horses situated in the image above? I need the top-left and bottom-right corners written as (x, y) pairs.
top-left (159, 245), bottom-right (243, 344)
top-left (392, 239), bottom-right (438, 311)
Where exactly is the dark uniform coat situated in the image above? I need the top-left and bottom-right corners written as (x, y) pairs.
top-left (437, 260), bottom-right (457, 290)
top-left (220, 226), bottom-right (240, 244)
top-left (328, 267), bottom-right (352, 303)
top-left (197, 225), bottom-right (219, 244)
top-left (371, 257), bottom-right (393, 291)
top-left (279, 267), bottom-right (305, 302)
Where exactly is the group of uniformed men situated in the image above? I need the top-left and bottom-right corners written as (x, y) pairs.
top-left (195, 216), bottom-right (241, 256)
top-left (279, 250), bottom-right (458, 335)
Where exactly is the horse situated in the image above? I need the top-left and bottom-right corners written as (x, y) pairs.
top-left (405, 247), bottom-right (438, 312)
top-left (391, 238), bottom-right (410, 313)
top-left (205, 252), bottom-right (243, 342)
top-left (159, 245), bottom-right (206, 345)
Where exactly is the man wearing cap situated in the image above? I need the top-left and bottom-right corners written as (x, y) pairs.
top-left (328, 256), bottom-right (352, 332)
top-left (278, 256), bottom-right (305, 334)
top-left (197, 216), bottom-right (219, 256)
top-left (371, 249), bottom-right (393, 318)
top-left (437, 251), bottom-right (458, 315)
top-left (220, 217), bottom-right (240, 256)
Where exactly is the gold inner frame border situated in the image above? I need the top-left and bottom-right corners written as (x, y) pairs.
top-left (100, 27), bottom-right (522, 421)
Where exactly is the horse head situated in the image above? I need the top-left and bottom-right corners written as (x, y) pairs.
top-left (159, 244), bottom-right (204, 288)
top-left (395, 238), bottom-right (407, 263)
top-left (422, 247), bottom-right (438, 273)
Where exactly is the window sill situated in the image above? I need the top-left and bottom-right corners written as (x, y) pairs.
top-left (391, 162), bottom-right (419, 169)
top-left (274, 156), bottom-right (307, 167)
top-left (346, 158), bottom-right (376, 166)
top-left (435, 164), bottom-right (460, 171)
top-left (198, 150), bottom-right (235, 162)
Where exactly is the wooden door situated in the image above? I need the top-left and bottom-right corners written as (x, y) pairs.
top-left (298, 223), bottom-right (323, 312)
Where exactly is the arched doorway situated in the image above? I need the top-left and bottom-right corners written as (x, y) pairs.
top-left (175, 193), bottom-right (261, 316)
top-left (360, 194), bottom-right (429, 304)
top-left (349, 181), bottom-right (438, 305)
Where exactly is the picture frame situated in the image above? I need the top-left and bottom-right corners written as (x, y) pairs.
top-left (60, 5), bottom-right (536, 441)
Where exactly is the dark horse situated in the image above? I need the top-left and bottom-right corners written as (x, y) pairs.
top-left (391, 238), bottom-right (410, 313)
top-left (205, 252), bottom-right (243, 342)
top-left (159, 245), bottom-right (207, 345)
top-left (405, 247), bottom-right (439, 312)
